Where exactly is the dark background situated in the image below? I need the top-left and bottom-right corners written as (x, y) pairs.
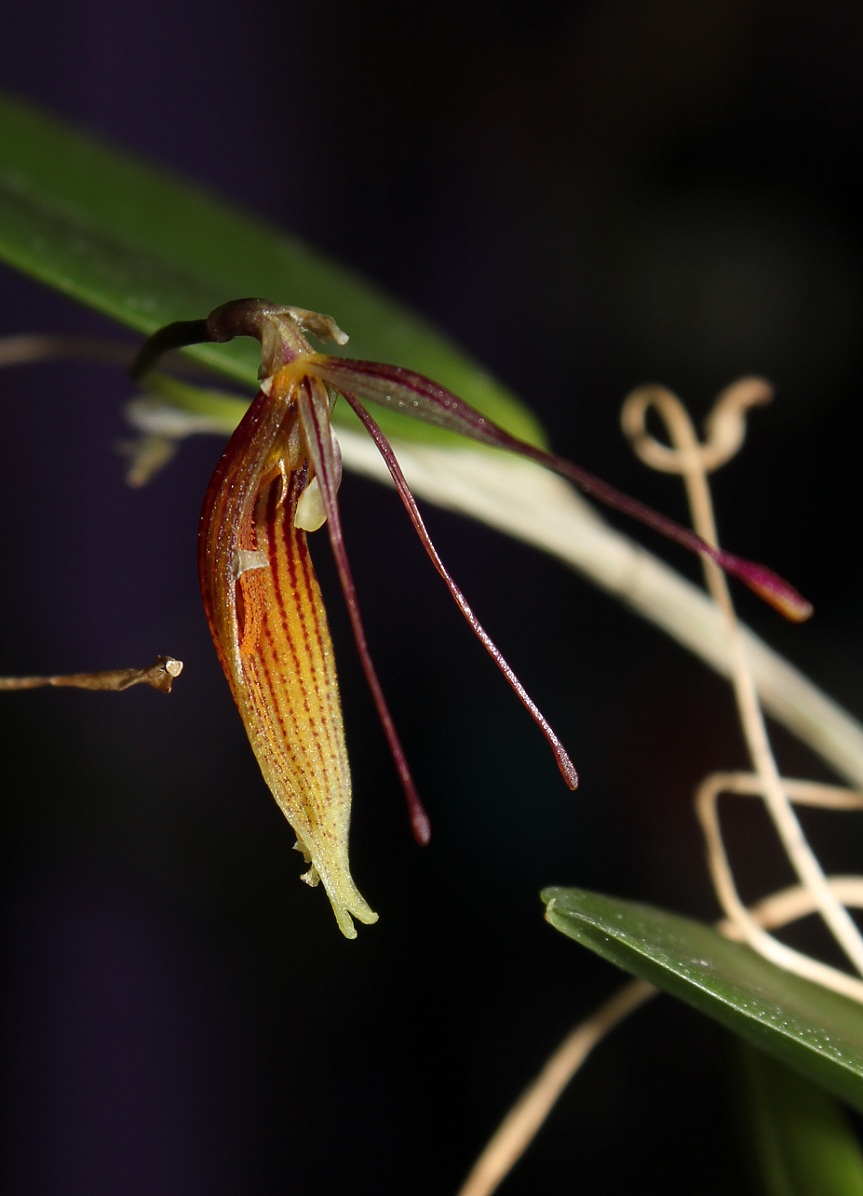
top-left (2, 2), bottom-right (863, 1192)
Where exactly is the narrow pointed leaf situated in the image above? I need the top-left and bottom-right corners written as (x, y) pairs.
top-left (0, 91), bottom-right (544, 448)
top-left (542, 887), bottom-right (863, 1114)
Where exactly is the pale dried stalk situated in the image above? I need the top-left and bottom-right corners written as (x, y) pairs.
top-left (735, 876), bottom-right (863, 932)
top-left (622, 381), bottom-right (863, 980)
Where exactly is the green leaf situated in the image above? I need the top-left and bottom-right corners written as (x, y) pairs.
top-left (738, 1044), bottom-right (863, 1196)
top-left (0, 91), bottom-right (544, 447)
top-left (542, 887), bottom-right (863, 1115)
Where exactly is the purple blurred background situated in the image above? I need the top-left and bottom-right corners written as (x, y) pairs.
top-left (2, 2), bottom-right (863, 1192)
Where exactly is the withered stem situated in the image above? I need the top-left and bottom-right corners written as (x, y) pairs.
top-left (0, 656), bottom-right (183, 695)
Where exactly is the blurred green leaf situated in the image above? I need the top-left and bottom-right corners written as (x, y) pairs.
top-left (738, 1044), bottom-right (863, 1196)
top-left (0, 91), bottom-right (544, 447)
top-left (543, 887), bottom-right (863, 1115)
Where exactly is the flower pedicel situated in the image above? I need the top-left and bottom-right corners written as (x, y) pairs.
top-left (133, 299), bottom-right (812, 938)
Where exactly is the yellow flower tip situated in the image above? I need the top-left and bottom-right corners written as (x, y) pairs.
top-left (759, 583), bottom-right (814, 624)
top-left (293, 840), bottom-right (378, 939)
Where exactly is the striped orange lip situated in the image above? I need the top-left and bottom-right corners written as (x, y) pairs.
top-left (199, 381), bottom-right (376, 939)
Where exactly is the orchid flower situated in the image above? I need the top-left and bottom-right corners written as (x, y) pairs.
top-left (132, 299), bottom-right (812, 938)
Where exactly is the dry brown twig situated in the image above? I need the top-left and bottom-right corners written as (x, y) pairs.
top-left (0, 656), bottom-right (183, 694)
top-left (458, 378), bottom-right (863, 1196)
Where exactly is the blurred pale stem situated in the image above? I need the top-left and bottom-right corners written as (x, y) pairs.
top-left (457, 978), bottom-right (655, 1196)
